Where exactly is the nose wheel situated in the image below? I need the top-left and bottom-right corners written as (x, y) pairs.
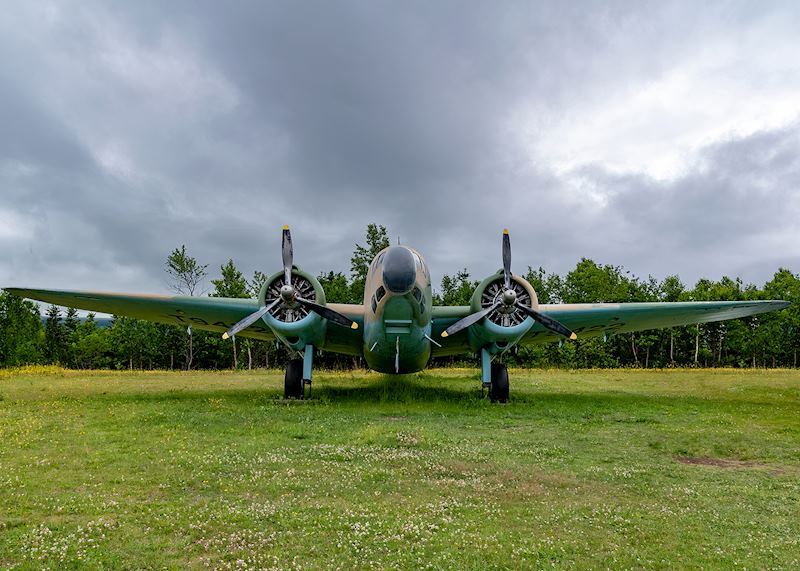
top-left (489, 363), bottom-right (509, 403)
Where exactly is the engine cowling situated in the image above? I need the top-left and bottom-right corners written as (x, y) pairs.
top-left (258, 267), bottom-right (327, 349)
top-left (467, 270), bottom-right (538, 351)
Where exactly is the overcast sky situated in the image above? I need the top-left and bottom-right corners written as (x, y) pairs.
top-left (2, 1), bottom-right (799, 300)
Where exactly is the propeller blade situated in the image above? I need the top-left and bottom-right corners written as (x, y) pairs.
top-left (502, 229), bottom-right (511, 289)
top-left (296, 297), bottom-right (359, 329)
top-left (515, 303), bottom-right (577, 340)
top-left (222, 298), bottom-right (281, 339)
top-left (441, 302), bottom-right (500, 338)
top-left (282, 224), bottom-right (293, 286)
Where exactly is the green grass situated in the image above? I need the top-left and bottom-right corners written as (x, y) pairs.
top-left (1, 367), bottom-right (799, 570)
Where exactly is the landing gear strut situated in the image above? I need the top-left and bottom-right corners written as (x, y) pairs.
top-left (284, 345), bottom-right (314, 399)
top-left (481, 347), bottom-right (509, 403)
top-left (489, 363), bottom-right (509, 403)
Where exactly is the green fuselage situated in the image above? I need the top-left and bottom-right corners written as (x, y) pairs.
top-left (362, 246), bottom-right (433, 373)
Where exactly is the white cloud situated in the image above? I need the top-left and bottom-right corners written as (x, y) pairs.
top-left (517, 7), bottom-right (800, 181)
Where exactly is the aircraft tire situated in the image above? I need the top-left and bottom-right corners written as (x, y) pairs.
top-left (489, 363), bottom-right (509, 403)
top-left (284, 359), bottom-right (304, 399)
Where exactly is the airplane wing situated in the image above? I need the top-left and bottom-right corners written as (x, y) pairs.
top-left (522, 300), bottom-right (790, 344)
top-left (432, 300), bottom-right (790, 353)
top-left (4, 288), bottom-right (274, 339)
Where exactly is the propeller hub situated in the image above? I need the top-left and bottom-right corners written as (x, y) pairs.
top-left (280, 284), bottom-right (295, 303)
top-left (502, 288), bottom-right (517, 306)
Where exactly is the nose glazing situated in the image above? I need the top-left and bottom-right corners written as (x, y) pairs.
top-left (382, 246), bottom-right (416, 293)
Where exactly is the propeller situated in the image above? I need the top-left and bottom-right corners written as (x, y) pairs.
top-left (441, 229), bottom-right (577, 340)
top-left (222, 225), bottom-right (358, 340)
top-left (222, 298), bottom-right (281, 340)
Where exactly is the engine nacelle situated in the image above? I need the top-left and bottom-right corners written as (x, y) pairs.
top-left (258, 267), bottom-right (327, 350)
top-left (467, 270), bottom-right (538, 353)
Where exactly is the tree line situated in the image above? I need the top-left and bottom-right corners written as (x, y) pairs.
top-left (1, 224), bottom-right (798, 370)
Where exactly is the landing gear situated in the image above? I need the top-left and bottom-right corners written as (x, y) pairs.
top-left (489, 363), bottom-right (509, 403)
top-left (481, 348), bottom-right (509, 403)
top-left (284, 345), bottom-right (314, 399)
top-left (284, 358), bottom-right (304, 399)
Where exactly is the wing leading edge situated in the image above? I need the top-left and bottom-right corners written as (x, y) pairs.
top-left (5, 287), bottom-right (365, 355)
top-left (432, 300), bottom-right (789, 353)
top-left (5, 288), bottom-right (272, 340)
top-left (523, 300), bottom-right (791, 344)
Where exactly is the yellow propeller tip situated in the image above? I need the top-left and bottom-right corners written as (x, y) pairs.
top-left (222, 333), bottom-right (229, 340)
top-left (570, 333), bottom-right (577, 340)
top-left (351, 322), bottom-right (359, 329)
top-left (282, 224), bottom-right (289, 230)
top-left (503, 228), bottom-right (509, 235)
top-left (441, 331), bottom-right (449, 338)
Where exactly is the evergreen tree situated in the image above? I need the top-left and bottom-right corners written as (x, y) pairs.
top-left (62, 307), bottom-right (80, 367)
top-left (44, 304), bottom-right (67, 364)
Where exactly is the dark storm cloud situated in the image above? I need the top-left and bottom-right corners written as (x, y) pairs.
top-left (1, 1), bottom-right (799, 300)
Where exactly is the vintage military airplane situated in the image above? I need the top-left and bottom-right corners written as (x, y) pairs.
top-left (6, 227), bottom-right (790, 402)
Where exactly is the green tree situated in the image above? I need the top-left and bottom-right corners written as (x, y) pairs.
top-left (318, 271), bottom-right (354, 303)
top-left (211, 259), bottom-right (249, 368)
top-left (44, 304), bottom-right (67, 364)
top-left (73, 314), bottom-right (113, 369)
top-left (762, 268), bottom-right (800, 367)
top-left (350, 224), bottom-right (390, 302)
top-left (524, 267), bottom-right (563, 304)
top-left (62, 307), bottom-right (80, 367)
top-left (0, 291), bottom-right (44, 366)
top-left (435, 270), bottom-right (478, 306)
top-left (166, 245), bottom-right (208, 369)
top-left (211, 259), bottom-right (249, 298)
top-left (660, 275), bottom-right (686, 365)
top-left (561, 259), bottom-right (643, 366)
top-left (561, 258), bottom-right (640, 304)
top-left (249, 271), bottom-right (269, 298)
top-left (166, 245), bottom-right (208, 296)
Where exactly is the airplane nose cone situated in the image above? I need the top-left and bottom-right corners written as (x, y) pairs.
top-left (382, 246), bottom-right (416, 294)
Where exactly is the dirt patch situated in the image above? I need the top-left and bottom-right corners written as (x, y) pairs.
top-left (676, 456), bottom-right (782, 474)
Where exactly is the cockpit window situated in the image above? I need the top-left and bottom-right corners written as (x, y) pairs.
top-left (376, 286), bottom-right (386, 302)
top-left (412, 287), bottom-right (422, 302)
top-left (371, 295), bottom-right (378, 313)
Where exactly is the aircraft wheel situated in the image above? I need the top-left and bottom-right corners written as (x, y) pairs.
top-left (489, 363), bottom-right (509, 403)
top-left (284, 359), bottom-right (304, 399)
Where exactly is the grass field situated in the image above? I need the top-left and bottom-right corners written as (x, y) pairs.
top-left (1, 367), bottom-right (799, 570)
